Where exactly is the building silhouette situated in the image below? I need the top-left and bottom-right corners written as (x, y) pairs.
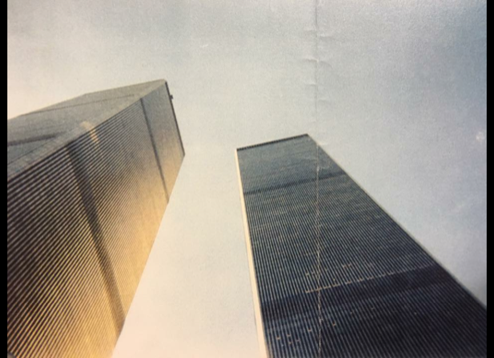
top-left (236, 134), bottom-right (486, 358)
top-left (7, 80), bottom-right (184, 358)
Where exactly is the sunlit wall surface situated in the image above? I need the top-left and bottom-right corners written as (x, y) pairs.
top-left (7, 80), bottom-right (184, 358)
top-left (236, 135), bottom-right (486, 358)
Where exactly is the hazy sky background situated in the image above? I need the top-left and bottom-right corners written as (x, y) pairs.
top-left (8, 0), bottom-right (486, 357)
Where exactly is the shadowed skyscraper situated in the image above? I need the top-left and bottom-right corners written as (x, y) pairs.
top-left (7, 80), bottom-right (184, 358)
top-left (236, 134), bottom-right (486, 358)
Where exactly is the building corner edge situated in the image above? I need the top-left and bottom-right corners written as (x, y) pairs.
top-left (235, 149), bottom-right (269, 358)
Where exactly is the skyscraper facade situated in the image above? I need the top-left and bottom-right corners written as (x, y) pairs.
top-left (236, 135), bottom-right (486, 358)
top-left (7, 80), bottom-right (184, 358)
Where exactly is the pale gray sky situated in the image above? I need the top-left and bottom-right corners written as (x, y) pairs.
top-left (8, 0), bottom-right (486, 357)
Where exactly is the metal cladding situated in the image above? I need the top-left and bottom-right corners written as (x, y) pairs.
top-left (7, 80), bottom-right (184, 358)
top-left (236, 135), bottom-right (486, 358)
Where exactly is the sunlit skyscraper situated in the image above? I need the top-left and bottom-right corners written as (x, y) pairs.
top-left (7, 80), bottom-right (184, 358)
top-left (236, 134), bottom-right (487, 358)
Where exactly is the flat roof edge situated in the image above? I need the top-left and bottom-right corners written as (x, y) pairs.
top-left (8, 79), bottom-right (166, 120)
top-left (237, 134), bottom-right (310, 152)
top-left (7, 81), bottom-right (168, 180)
